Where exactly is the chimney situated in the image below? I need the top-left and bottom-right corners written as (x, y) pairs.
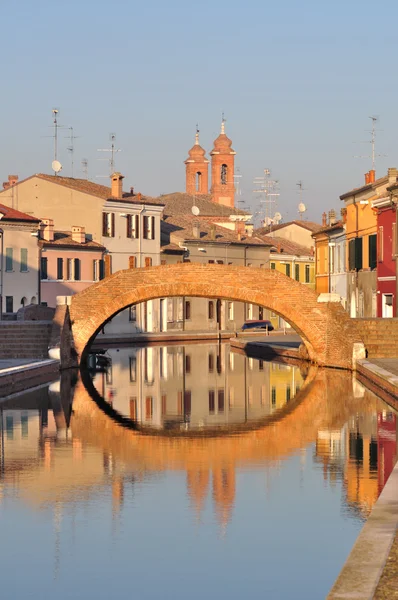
top-left (237, 232), bottom-right (242, 241)
top-left (246, 223), bottom-right (254, 238)
top-left (322, 212), bottom-right (327, 227)
top-left (2, 182), bottom-right (9, 190)
top-left (71, 226), bottom-right (85, 244)
top-left (130, 186), bottom-right (134, 196)
top-left (235, 220), bottom-right (245, 234)
top-left (328, 209), bottom-right (336, 225)
top-left (110, 172), bottom-right (124, 198)
top-left (365, 172), bottom-right (370, 185)
top-left (388, 168), bottom-right (398, 184)
top-left (40, 218), bottom-right (54, 242)
top-left (368, 169), bottom-right (376, 183)
top-left (192, 221), bottom-right (200, 239)
top-left (210, 224), bottom-right (216, 240)
top-left (340, 207), bottom-right (347, 224)
top-left (8, 175), bottom-right (18, 186)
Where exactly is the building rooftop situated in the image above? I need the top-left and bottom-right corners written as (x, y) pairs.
top-left (0, 202), bottom-right (40, 223)
top-left (339, 175), bottom-right (389, 200)
top-left (311, 220), bottom-right (345, 237)
top-left (255, 220), bottom-right (322, 236)
top-left (39, 231), bottom-right (106, 250)
top-left (162, 214), bottom-right (272, 247)
top-left (257, 234), bottom-right (314, 257)
top-left (154, 192), bottom-right (249, 218)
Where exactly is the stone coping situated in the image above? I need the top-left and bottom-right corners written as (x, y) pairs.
top-left (0, 359), bottom-right (57, 378)
top-left (327, 459), bottom-right (398, 599)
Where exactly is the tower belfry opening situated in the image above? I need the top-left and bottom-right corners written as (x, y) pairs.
top-left (185, 127), bottom-right (209, 195)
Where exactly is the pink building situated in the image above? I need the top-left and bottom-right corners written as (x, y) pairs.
top-left (372, 198), bottom-right (396, 317)
top-left (39, 220), bottom-right (105, 308)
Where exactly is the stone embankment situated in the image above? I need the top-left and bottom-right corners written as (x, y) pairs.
top-left (0, 322), bottom-right (53, 359)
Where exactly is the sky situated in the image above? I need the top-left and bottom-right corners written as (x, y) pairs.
top-left (1, 0), bottom-right (398, 223)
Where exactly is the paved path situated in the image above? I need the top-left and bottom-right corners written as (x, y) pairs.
top-left (371, 358), bottom-right (398, 377)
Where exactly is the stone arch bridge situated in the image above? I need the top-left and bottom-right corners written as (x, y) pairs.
top-left (52, 263), bottom-right (364, 370)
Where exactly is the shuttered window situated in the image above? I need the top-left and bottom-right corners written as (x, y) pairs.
top-left (295, 264), bottom-right (300, 281)
top-left (369, 234), bottom-right (377, 270)
top-left (20, 248), bottom-right (28, 272)
top-left (40, 257), bottom-right (48, 280)
top-left (129, 256), bottom-right (137, 269)
top-left (349, 239), bottom-right (356, 271)
top-left (378, 227), bottom-right (384, 262)
top-left (5, 248), bottom-right (13, 271)
top-left (355, 237), bottom-right (363, 270)
top-left (74, 258), bottom-right (81, 281)
top-left (99, 259), bottom-right (105, 280)
top-left (57, 257), bottom-right (63, 280)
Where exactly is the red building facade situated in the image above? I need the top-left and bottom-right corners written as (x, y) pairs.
top-left (373, 198), bottom-right (396, 317)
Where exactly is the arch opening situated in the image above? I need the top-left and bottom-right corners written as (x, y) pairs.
top-left (196, 171), bottom-right (202, 192)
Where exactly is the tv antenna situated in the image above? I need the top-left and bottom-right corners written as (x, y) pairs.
top-left (253, 169), bottom-right (280, 229)
top-left (354, 115), bottom-right (386, 172)
top-left (81, 158), bottom-right (89, 180)
top-left (65, 126), bottom-right (80, 178)
top-left (42, 108), bottom-right (63, 175)
top-left (296, 181), bottom-right (307, 220)
top-left (234, 167), bottom-right (246, 208)
top-left (97, 133), bottom-right (121, 177)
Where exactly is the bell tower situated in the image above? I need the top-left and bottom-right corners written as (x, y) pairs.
top-left (185, 127), bottom-right (209, 195)
top-left (210, 117), bottom-right (236, 208)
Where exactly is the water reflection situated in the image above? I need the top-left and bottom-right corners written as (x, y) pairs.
top-left (88, 343), bottom-right (305, 431)
top-left (0, 350), bottom-right (397, 599)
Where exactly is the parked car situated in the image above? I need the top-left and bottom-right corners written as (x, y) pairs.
top-left (241, 320), bottom-right (274, 332)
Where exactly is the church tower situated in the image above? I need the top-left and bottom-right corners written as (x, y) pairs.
top-left (210, 117), bottom-right (236, 208)
top-left (185, 127), bottom-right (209, 195)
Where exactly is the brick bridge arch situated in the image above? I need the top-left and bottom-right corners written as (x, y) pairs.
top-left (65, 264), bottom-right (362, 369)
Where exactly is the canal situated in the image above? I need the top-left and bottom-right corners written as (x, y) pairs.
top-left (0, 342), bottom-right (396, 599)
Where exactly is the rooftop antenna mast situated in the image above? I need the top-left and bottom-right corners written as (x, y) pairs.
top-left (354, 115), bottom-right (386, 172)
top-left (296, 180), bottom-right (307, 220)
top-left (97, 133), bottom-right (121, 177)
top-left (234, 167), bottom-right (246, 208)
top-left (45, 108), bottom-right (63, 176)
top-left (81, 158), bottom-right (89, 180)
top-left (65, 126), bottom-right (80, 178)
top-left (253, 169), bottom-right (280, 229)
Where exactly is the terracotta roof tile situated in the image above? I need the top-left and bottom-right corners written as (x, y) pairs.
top-left (256, 220), bottom-right (322, 235)
top-left (39, 231), bottom-right (106, 249)
top-left (154, 192), bottom-right (249, 218)
top-left (0, 203), bottom-right (40, 223)
top-left (256, 234), bottom-right (313, 256)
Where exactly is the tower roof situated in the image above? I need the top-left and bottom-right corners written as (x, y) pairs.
top-left (185, 128), bottom-right (209, 163)
top-left (211, 118), bottom-right (235, 154)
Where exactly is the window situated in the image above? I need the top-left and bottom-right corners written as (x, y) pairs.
top-left (377, 227), bottom-right (383, 262)
top-left (99, 259), bottom-right (105, 280)
top-left (295, 263), bottom-right (300, 281)
top-left (21, 413), bottom-right (28, 438)
top-left (185, 354), bottom-right (191, 374)
top-left (161, 395), bottom-right (167, 416)
top-left (196, 172), bottom-right (202, 192)
top-left (305, 264), bottom-right (310, 283)
top-left (177, 391), bottom-right (183, 415)
top-left (218, 390), bottom-right (225, 413)
top-left (329, 246), bottom-right (335, 274)
top-left (74, 258), bottom-right (81, 281)
top-left (41, 257), bottom-right (48, 280)
top-left (93, 259), bottom-right (99, 281)
top-left (56, 257), bottom-right (63, 280)
top-left (127, 214), bottom-right (140, 239)
top-left (20, 248), bottom-right (28, 272)
top-left (349, 238), bottom-right (363, 270)
top-left (208, 353), bottom-right (214, 373)
top-left (145, 397), bottom-right (153, 420)
top-left (130, 397), bottom-right (137, 420)
top-left (177, 297), bottom-right (183, 321)
top-left (143, 216), bottom-right (155, 240)
top-left (271, 386), bottom-right (276, 407)
top-left (129, 356), bottom-right (137, 381)
top-left (217, 353), bottom-right (222, 374)
top-left (145, 257), bottom-right (152, 267)
top-left (247, 304), bottom-right (253, 320)
top-left (184, 391), bottom-right (191, 415)
top-left (369, 234), bottom-right (377, 270)
top-left (66, 258), bottom-right (73, 280)
top-left (259, 306), bottom-right (263, 319)
top-left (5, 296), bottom-right (13, 313)
top-left (209, 390), bottom-right (215, 413)
top-left (285, 263), bottom-right (291, 277)
top-left (5, 248), bottom-right (13, 271)
top-left (129, 256), bottom-right (137, 269)
top-left (221, 164), bottom-right (228, 185)
top-left (185, 300), bottom-right (191, 320)
top-left (228, 302), bottom-right (234, 321)
top-left (286, 386), bottom-right (291, 402)
top-left (102, 212), bottom-right (115, 237)
top-left (208, 301), bottom-right (214, 319)
top-left (104, 254), bottom-right (112, 277)
top-left (271, 262), bottom-right (276, 270)
top-left (129, 305), bottom-right (137, 322)
top-left (167, 298), bottom-right (174, 322)
top-left (229, 387), bottom-right (235, 408)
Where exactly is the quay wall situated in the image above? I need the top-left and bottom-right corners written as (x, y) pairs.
top-left (0, 322), bottom-right (53, 359)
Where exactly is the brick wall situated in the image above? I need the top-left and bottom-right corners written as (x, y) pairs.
top-left (67, 264), bottom-right (361, 369)
top-left (0, 322), bottom-right (53, 359)
top-left (354, 318), bottom-right (398, 358)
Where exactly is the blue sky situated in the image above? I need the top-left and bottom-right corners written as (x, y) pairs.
top-left (1, 0), bottom-right (398, 222)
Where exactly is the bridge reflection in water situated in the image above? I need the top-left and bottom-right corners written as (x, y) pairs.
top-left (0, 346), bottom-right (396, 597)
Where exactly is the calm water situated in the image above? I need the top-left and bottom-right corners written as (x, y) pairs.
top-left (0, 342), bottom-right (396, 600)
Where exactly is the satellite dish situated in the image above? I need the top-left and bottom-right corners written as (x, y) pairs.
top-left (298, 202), bottom-right (306, 214)
top-left (52, 160), bottom-right (62, 173)
top-left (274, 212), bottom-right (282, 223)
top-left (192, 206), bottom-right (200, 216)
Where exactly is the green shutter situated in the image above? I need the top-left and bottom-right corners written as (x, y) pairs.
top-left (349, 239), bottom-right (356, 271)
top-left (369, 234), bottom-right (377, 270)
top-left (40, 257), bottom-right (48, 280)
top-left (355, 237), bottom-right (363, 270)
top-left (5, 248), bottom-right (13, 271)
top-left (20, 248), bottom-right (28, 272)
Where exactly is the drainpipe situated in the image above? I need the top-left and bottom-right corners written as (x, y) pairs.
top-left (0, 226), bottom-right (3, 320)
